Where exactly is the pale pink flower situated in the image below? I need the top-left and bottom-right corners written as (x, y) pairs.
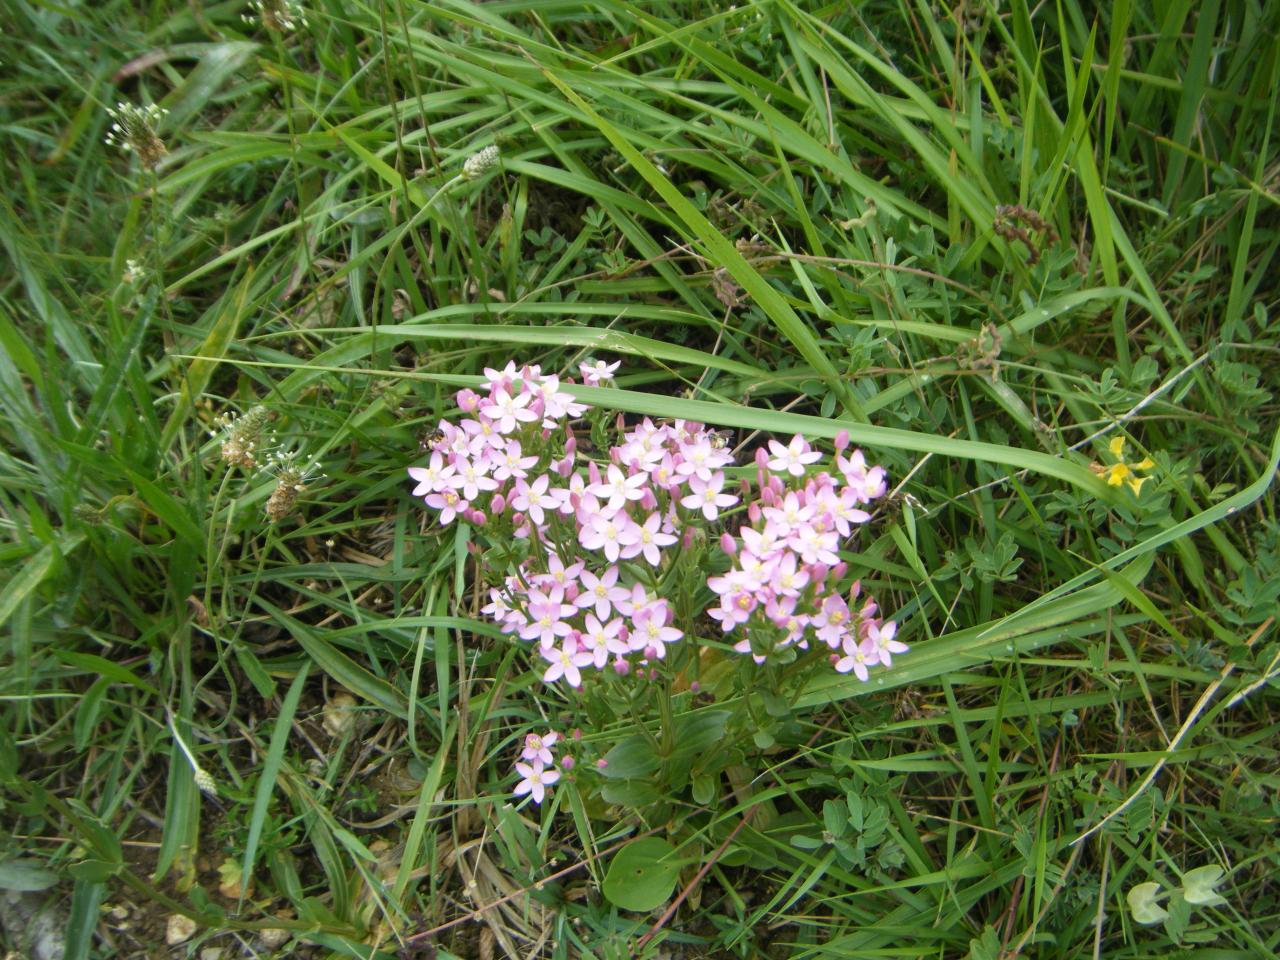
top-left (453, 459), bottom-right (498, 502)
top-left (867, 621), bottom-right (906, 667)
top-left (408, 452), bottom-right (454, 496)
top-left (575, 565), bottom-right (630, 620)
top-left (630, 604), bottom-right (682, 658)
top-left (521, 732), bottom-right (560, 766)
top-left (513, 760), bottom-right (560, 804)
top-left (589, 464), bottom-right (648, 513)
top-left (483, 361), bottom-right (520, 390)
top-left (708, 590), bottom-right (756, 629)
top-left (488, 387), bottom-right (538, 433)
top-left (511, 475), bottom-right (558, 526)
top-left (492, 439), bottom-right (539, 482)
top-left (675, 439), bottom-right (717, 482)
top-left (681, 472), bottom-right (738, 520)
top-left (580, 359), bottom-right (620, 384)
top-left (579, 511), bottom-right (626, 563)
top-left (541, 641), bottom-right (594, 687)
top-left (767, 552), bottom-right (810, 597)
top-left (618, 511), bottom-right (676, 566)
top-left (424, 488), bottom-right (468, 525)
top-left (519, 589), bottom-right (576, 648)
top-left (834, 636), bottom-right (881, 681)
top-left (767, 434), bottom-right (822, 476)
top-left (579, 614), bottom-right (626, 667)
top-left (813, 594), bottom-right (852, 648)
top-left (793, 524), bottom-right (840, 566)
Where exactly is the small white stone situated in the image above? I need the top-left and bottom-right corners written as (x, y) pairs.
top-left (258, 927), bottom-right (291, 949)
top-left (165, 914), bottom-right (198, 945)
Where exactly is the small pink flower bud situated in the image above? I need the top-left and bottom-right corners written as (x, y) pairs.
top-left (834, 429), bottom-right (850, 452)
top-left (682, 528), bottom-right (695, 549)
top-left (612, 658), bottom-right (630, 676)
top-left (689, 681), bottom-right (700, 692)
top-left (720, 532), bottom-right (737, 556)
top-left (596, 758), bottom-right (609, 770)
top-left (831, 561), bottom-right (848, 579)
top-left (491, 493), bottom-right (507, 514)
top-left (555, 456), bottom-right (573, 477)
top-left (747, 502), bottom-right (762, 523)
top-left (829, 653), bottom-right (841, 665)
top-left (564, 436), bottom-right (577, 456)
top-left (572, 728), bottom-right (583, 741)
top-left (559, 756), bottom-right (575, 771)
top-left (648, 668), bottom-right (659, 681)
top-left (739, 478), bottom-right (752, 496)
top-left (540, 427), bottom-right (552, 441)
top-left (469, 510), bottom-right (487, 526)
top-left (511, 511), bottom-right (526, 527)
top-left (755, 447), bottom-right (769, 469)
top-left (588, 461), bottom-right (601, 485)
top-left (760, 488), bottom-right (776, 507)
top-left (644, 645), bottom-right (659, 660)
top-left (641, 489), bottom-right (658, 511)
top-left (615, 413), bottom-right (626, 432)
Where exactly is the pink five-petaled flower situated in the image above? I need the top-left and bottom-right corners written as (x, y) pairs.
top-left (408, 452), bottom-right (455, 497)
top-left (424, 488), bottom-right (468, 525)
top-left (579, 614), bottom-right (626, 668)
top-left (589, 464), bottom-right (648, 513)
top-left (708, 590), bottom-right (757, 630)
top-left (511, 474), bottom-right (558, 526)
top-left (834, 636), bottom-right (881, 681)
top-left (574, 565), bottom-right (631, 620)
top-left (681, 472), bottom-right (738, 521)
top-left (579, 511), bottom-right (626, 563)
top-left (767, 434), bottom-right (823, 477)
top-left (492, 439), bottom-right (539, 483)
top-left (618, 511), bottom-right (676, 566)
top-left (513, 760), bottom-right (560, 805)
top-left (541, 640), bottom-right (595, 687)
top-left (580, 359), bottom-right (620, 384)
top-left (630, 605), bottom-right (682, 659)
top-left (453, 459), bottom-right (498, 502)
top-left (488, 386), bottom-right (538, 434)
top-left (521, 732), bottom-right (560, 766)
top-left (867, 621), bottom-right (906, 667)
top-left (519, 589), bottom-right (576, 649)
top-left (813, 594), bottom-right (852, 649)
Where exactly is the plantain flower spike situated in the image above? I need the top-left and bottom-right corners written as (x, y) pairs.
top-left (104, 102), bottom-right (169, 170)
top-left (463, 144), bottom-right (501, 180)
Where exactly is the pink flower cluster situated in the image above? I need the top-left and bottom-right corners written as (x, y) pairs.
top-left (409, 363), bottom-right (904, 688)
top-left (707, 432), bottom-right (905, 679)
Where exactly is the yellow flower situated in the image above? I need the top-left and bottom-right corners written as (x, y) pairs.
top-left (1101, 436), bottom-right (1155, 495)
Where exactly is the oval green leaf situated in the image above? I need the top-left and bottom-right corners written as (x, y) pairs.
top-left (602, 837), bottom-right (681, 912)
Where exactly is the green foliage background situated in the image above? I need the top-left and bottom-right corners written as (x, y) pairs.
top-left (1, 1), bottom-right (1278, 958)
